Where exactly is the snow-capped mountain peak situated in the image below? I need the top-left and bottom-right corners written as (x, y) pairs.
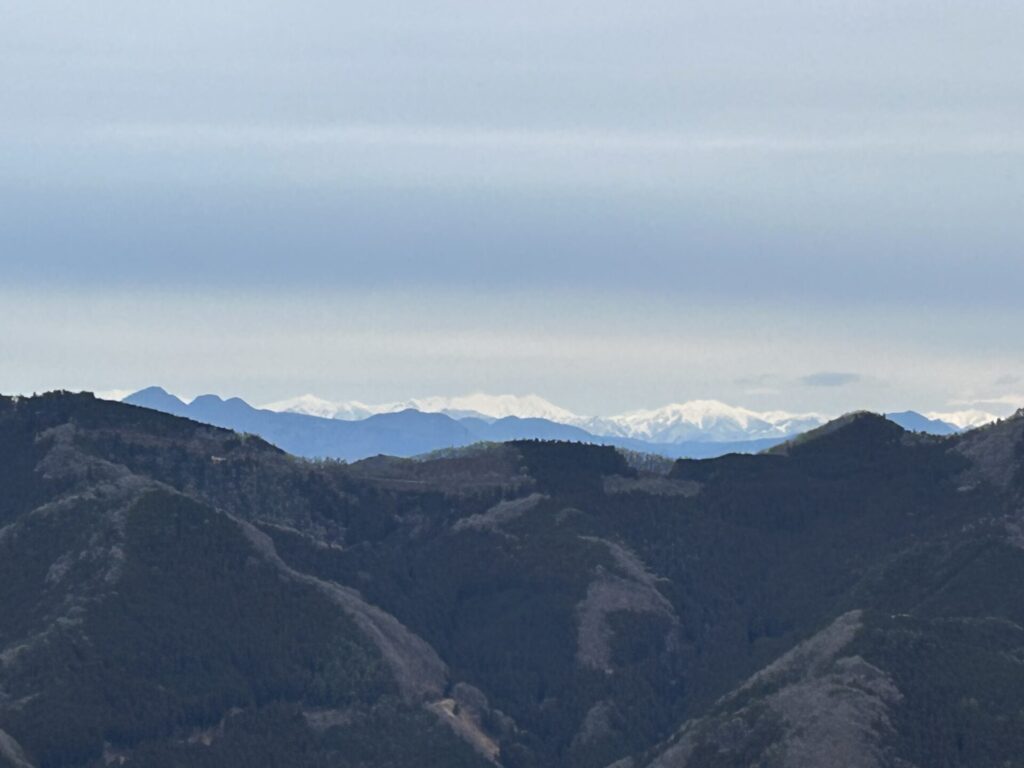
top-left (260, 394), bottom-right (378, 421)
top-left (592, 400), bottom-right (826, 443)
top-left (403, 393), bottom-right (582, 423)
top-left (924, 409), bottom-right (999, 430)
top-left (623, 400), bottom-right (763, 428)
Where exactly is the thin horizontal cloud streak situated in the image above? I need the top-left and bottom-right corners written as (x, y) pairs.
top-left (950, 394), bottom-right (1024, 409)
top-left (57, 123), bottom-right (1024, 157)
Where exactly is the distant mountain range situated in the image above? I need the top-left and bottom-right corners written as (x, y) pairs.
top-left (260, 393), bottom-right (828, 442)
top-left (263, 393), bottom-right (584, 425)
top-left (117, 387), bottom-right (975, 462)
top-left (260, 392), bottom-right (995, 440)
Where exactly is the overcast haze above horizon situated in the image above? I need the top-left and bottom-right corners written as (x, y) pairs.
top-left (2, 1), bottom-right (1023, 416)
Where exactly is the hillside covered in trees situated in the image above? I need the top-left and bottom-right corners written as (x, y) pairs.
top-left (2, 392), bottom-right (1024, 767)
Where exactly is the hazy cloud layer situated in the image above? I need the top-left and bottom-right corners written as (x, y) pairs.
top-left (2, 2), bottom-right (1023, 409)
top-left (2, 288), bottom-right (1022, 418)
top-left (4, 1), bottom-right (1024, 299)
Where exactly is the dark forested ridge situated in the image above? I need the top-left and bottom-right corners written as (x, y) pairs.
top-left (1, 392), bottom-right (1023, 768)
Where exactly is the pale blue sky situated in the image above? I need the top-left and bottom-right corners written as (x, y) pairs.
top-left (2, 1), bottom-right (1023, 414)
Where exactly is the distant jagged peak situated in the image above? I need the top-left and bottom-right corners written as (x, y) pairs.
top-left (122, 387), bottom-right (255, 412)
top-left (122, 386), bottom-right (189, 413)
top-left (126, 385), bottom-right (179, 401)
top-left (885, 410), bottom-right (961, 436)
top-left (406, 393), bottom-right (583, 423)
top-left (189, 393), bottom-right (256, 414)
top-left (190, 393), bottom-right (226, 405)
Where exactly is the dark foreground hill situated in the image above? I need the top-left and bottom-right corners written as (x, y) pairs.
top-left (1, 392), bottom-right (1023, 768)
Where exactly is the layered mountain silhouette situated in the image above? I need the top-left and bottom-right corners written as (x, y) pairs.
top-left (123, 387), bottom-right (604, 461)
top-left (884, 409), bottom-right (961, 436)
top-left (260, 393), bottom-right (982, 442)
top-left (2, 391), bottom-right (1024, 767)
top-left (121, 387), bottom-right (962, 462)
top-left (259, 393), bottom-right (830, 443)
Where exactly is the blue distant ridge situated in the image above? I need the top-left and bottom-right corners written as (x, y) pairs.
top-left (122, 388), bottom-right (960, 462)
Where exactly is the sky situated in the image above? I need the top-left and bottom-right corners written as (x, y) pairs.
top-left (2, 1), bottom-right (1023, 417)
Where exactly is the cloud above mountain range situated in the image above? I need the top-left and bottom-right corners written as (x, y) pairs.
top-left (3, 2), bottom-right (1024, 415)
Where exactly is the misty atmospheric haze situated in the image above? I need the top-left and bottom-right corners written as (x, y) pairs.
top-left (2, 1), bottom-right (1023, 417)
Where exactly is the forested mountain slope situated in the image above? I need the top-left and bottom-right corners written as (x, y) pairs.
top-left (1, 393), bottom-right (1023, 768)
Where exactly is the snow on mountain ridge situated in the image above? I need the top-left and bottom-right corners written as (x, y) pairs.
top-left (260, 393), bottom-right (827, 442)
top-left (260, 393), bottom-right (583, 423)
top-left (260, 394), bottom-right (379, 420)
top-left (924, 409), bottom-right (1000, 430)
top-left (404, 393), bottom-right (581, 423)
top-left (103, 388), bottom-right (996, 441)
top-left (595, 400), bottom-right (826, 443)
